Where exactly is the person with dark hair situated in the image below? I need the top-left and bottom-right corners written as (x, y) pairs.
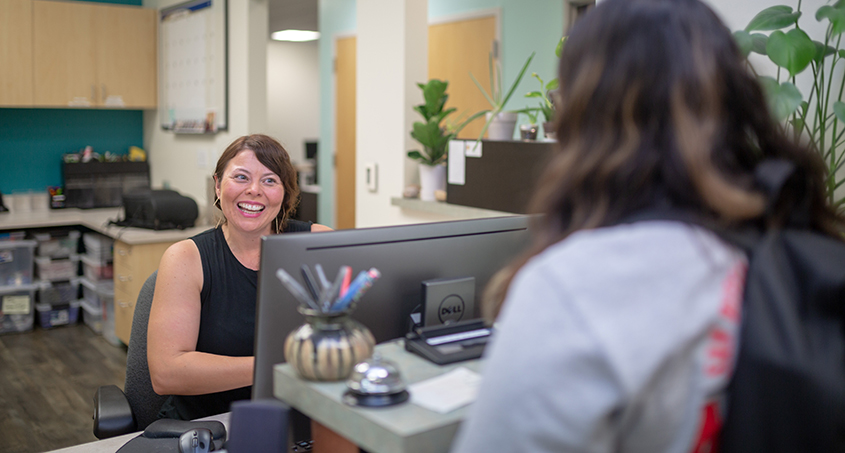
top-left (148, 134), bottom-right (331, 421)
top-left (452, 0), bottom-right (845, 451)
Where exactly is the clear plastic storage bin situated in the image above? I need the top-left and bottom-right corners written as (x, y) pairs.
top-left (81, 299), bottom-right (104, 334)
top-left (82, 233), bottom-right (113, 263)
top-left (81, 254), bottom-right (113, 281)
top-left (36, 278), bottom-right (80, 305)
top-left (0, 284), bottom-right (36, 334)
top-left (33, 230), bottom-right (80, 258)
top-left (35, 255), bottom-right (80, 281)
top-left (81, 277), bottom-right (120, 346)
top-left (0, 240), bottom-right (36, 286)
top-left (36, 300), bottom-right (80, 329)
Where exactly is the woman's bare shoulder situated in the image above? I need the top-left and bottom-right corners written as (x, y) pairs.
top-left (311, 223), bottom-right (333, 232)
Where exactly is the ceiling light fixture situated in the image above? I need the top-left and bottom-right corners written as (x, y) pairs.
top-left (271, 30), bottom-right (320, 42)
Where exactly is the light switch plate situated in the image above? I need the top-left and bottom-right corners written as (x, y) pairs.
top-left (365, 162), bottom-right (378, 192)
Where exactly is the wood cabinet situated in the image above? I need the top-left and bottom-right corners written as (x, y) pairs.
top-left (0, 0), bottom-right (34, 106)
top-left (113, 240), bottom-right (173, 344)
top-left (32, 0), bottom-right (157, 108)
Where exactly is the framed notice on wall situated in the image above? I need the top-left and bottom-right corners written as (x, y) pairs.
top-left (159, 0), bottom-right (227, 133)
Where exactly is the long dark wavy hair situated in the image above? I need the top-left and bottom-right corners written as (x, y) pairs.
top-left (213, 134), bottom-right (300, 234)
top-left (484, 0), bottom-right (845, 319)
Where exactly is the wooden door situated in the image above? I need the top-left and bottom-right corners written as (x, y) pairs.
top-left (429, 15), bottom-right (497, 139)
top-left (33, 0), bottom-right (97, 107)
top-left (95, 4), bottom-right (157, 108)
top-left (335, 36), bottom-right (356, 230)
top-left (0, 0), bottom-right (33, 106)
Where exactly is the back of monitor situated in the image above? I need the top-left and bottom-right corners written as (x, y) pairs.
top-left (252, 215), bottom-right (533, 399)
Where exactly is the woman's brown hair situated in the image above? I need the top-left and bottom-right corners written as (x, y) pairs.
top-left (484, 0), bottom-right (845, 320)
top-left (213, 134), bottom-right (300, 234)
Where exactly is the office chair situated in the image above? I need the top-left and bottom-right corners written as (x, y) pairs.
top-left (93, 271), bottom-right (167, 439)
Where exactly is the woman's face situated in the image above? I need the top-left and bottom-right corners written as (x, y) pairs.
top-left (215, 149), bottom-right (285, 236)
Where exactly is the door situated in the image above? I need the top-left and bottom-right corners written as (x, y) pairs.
top-left (0, 0), bottom-right (33, 106)
top-left (335, 36), bottom-right (356, 230)
top-left (428, 15), bottom-right (497, 140)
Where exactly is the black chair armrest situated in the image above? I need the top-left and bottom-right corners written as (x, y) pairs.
top-left (93, 384), bottom-right (136, 439)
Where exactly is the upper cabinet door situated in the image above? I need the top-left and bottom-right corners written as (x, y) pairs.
top-left (95, 4), bottom-right (157, 109)
top-left (33, 0), bottom-right (97, 107)
top-left (0, 0), bottom-right (34, 106)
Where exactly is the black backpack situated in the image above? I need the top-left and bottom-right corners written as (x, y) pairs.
top-left (717, 160), bottom-right (845, 452)
top-left (632, 159), bottom-right (845, 451)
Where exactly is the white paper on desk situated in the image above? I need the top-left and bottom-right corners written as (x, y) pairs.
top-left (409, 367), bottom-right (481, 414)
top-left (447, 140), bottom-right (466, 185)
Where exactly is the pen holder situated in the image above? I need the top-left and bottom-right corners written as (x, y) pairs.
top-left (284, 307), bottom-right (376, 381)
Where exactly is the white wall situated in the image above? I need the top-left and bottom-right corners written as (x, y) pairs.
top-left (267, 40), bottom-right (320, 164)
top-left (142, 0), bottom-right (269, 221)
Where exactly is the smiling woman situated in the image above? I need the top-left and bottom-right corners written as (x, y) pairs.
top-left (146, 134), bottom-right (331, 423)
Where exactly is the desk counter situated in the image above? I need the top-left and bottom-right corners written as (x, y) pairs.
top-left (274, 340), bottom-right (481, 453)
top-left (0, 207), bottom-right (210, 245)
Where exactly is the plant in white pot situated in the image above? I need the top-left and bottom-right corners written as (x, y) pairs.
top-left (470, 52), bottom-right (535, 142)
top-left (408, 79), bottom-right (487, 201)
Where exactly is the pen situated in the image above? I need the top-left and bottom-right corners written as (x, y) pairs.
top-left (340, 266), bottom-right (352, 297)
top-left (301, 265), bottom-right (321, 301)
top-left (276, 268), bottom-right (321, 311)
top-left (320, 265), bottom-right (350, 311)
top-left (331, 268), bottom-right (380, 312)
top-left (314, 263), bottom-right (331, 290)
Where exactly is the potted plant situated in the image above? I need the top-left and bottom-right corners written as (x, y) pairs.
top-left (524, 37), bottom-right (565, 139)
top-left (733, 3), bottom-right (845, 211)
top-left (408, 79), bottom-right (487, 201)
top-left (470, 52), bottom-right (535, 142)
top-left (516, 108), bottom-right (539, 141)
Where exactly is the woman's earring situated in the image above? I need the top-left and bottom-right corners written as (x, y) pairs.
top-left (275, 217), bottom-right (280, 234)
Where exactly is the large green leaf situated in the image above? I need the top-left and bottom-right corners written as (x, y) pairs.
top-left (813, 40), bottom-right (838, 63)
top-left (407, 150), bottom-right (426, 163)
top-left (766, 29), bottom-right (815, 76)
top-left (816, 5), bottom-right (845, 36)
top-left (734, 30), bottom-right (754, 57)
top-left (834, 101), bottom-right (845, 123)
top-left (759, 76), bottom-right (804, 121)
top-left (746, 5), bottom-right (801, 31)
top-left (751, 33), bottom-right (769, 55)
top-left (546, 78), bottom-right (559, 91)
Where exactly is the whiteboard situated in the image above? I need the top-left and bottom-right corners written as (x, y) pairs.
top-left (159, 0), bottom-right (227, 133)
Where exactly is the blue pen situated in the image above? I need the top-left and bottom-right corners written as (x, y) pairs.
top-left (331, 268), bottom-right (380, 312)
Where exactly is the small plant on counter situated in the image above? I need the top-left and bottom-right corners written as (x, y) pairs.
top-left (470, 52), bottom-right (536, 142)
top-left (408, 79), bottom-right (488, 166)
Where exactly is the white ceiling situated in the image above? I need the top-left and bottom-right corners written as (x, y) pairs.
top-left (269, 0), bottom-right (318, 34)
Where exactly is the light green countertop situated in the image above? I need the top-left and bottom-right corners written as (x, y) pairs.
top-left (274, 339), bottom-right (482, 453)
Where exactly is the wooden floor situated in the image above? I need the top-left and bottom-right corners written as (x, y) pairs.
top-left (0, 323), bottom-right (127, 453)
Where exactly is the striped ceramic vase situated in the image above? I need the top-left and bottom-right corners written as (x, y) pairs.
top-left (284, 307), bottom-right (376, 381)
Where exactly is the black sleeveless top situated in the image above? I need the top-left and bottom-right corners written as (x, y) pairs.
top-left (159, 219), bottom-right (313, 420)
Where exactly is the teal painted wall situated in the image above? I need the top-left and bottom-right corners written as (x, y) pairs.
top-left (0, 0), bottom-right (144, 195)
top-left (317, 0), bottom-right (564, 226)
top-left (0, 109), bottom-right (144, 194)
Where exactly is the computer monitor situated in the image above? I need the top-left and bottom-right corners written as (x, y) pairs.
top-left (252, 215), bottom-right (533, 399)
